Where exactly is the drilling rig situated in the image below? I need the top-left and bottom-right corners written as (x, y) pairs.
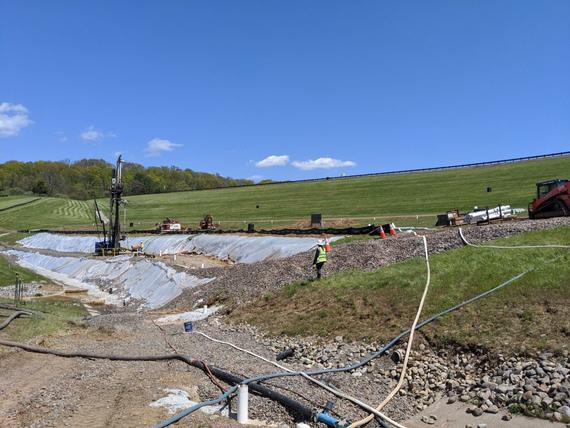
top-left (95, 155), bottom-right (125, 255)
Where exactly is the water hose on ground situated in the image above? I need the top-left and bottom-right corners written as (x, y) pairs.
top-left (154, 230), bottom-right (565, 427)
top-left (194, 331), bottom-right (404, 428)
top-left (0, 313), bottom-right (314, 425)
top-left (0, 310), bottom-right (31, 330)
top-left (348, 236), bottom-right (431, 428)
top-left (163, 266), bottom-right (531, 427)
top-left (193, 235), bottom-right (431, 427)
top-left (459, 228), bottom-right (570, 249)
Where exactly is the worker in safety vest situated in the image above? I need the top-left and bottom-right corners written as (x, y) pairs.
top-left (312, 240), bottom-right (328, 279)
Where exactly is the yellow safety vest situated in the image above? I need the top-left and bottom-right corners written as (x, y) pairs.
top-left (317, 247), bottom-right (327, 263)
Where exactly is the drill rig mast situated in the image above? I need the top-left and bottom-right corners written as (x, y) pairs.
top-left (95, 155), bottom-right (125, 255)
top-left (108, 155), bottom-right (124, 249)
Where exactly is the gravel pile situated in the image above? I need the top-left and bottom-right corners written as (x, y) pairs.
top-left (224, 319), bottom-right (570, 424)
top-left (0, 282), bottom-right (42, 298)
top-left (170, 217), bottom-right (570, 309)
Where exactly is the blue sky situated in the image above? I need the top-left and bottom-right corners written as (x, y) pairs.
top-left (1, 1), bottom-right (569, 181)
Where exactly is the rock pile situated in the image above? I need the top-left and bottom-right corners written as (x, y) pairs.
top-left (220, 320), bottom-right (570, 424)
top-left (170, 217), bottom-right (570, 308)
top-left (0, 282), bottom-right (42, 299)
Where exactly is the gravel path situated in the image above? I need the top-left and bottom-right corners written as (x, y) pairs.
top-left (169, 217), bottom-right (570, 309)
top-left (0, 312), bottom-right (413, 427)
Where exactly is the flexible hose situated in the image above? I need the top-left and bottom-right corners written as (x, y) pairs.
top-left (187, 236), bottom-right (433, 428)
top-left (0, 311), bottom-right (30, 330)
top-left (459, 228), bottom-right (570, 249)
top-left (246, 269), bottom-right (530, 384)
top-left (348, 236), bottom-right (431, 428)
top-left (195, 331), bottom-right (405, 428)
top-left (163, 270), bottom-right (530, 428)
top-left (0, 313), bottom-right (314, 425)
top-left (166, 251), bottom-right (531, 428)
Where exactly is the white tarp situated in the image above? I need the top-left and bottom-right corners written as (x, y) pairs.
top-left (150, 389), bottom-right (228, 416)
top-left (4, 250), bottom-right (213, 309)
top-left (154, 306), bottom-right (223, 325)
top-left (18, 233), bottom-right (340, 264)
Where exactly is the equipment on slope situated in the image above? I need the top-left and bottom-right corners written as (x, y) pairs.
top-left (435, 209), bottom-right (465, 227)
top-left (528, 179), bottom-right (570, 219)
top-left (157, 218), bottom-right (182, 232)
top-left (95, 155), bottom-right (125, 255)
top-left (199, 214), bottom-right (215, 230)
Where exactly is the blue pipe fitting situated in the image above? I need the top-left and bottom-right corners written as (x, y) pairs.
top-left (316, 411), bottom-right (343, 427)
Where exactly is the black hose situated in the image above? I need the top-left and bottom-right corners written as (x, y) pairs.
top-left (158, 269), bottom-right (532, 427)
top-left (0, 311), bottom-right (30, 331)
top-left (0, 311), bottom-right (314, 423)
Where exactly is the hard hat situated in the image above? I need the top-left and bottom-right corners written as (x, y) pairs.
top-left (318, 240), bottom-right (325, 246)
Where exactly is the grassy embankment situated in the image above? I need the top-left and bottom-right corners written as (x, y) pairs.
top-left (0, 298), bottom-right (87, 343)
top-left (0, 155), bottom-right (569, 231)
top-left (0, 254), bottom-right (45, 287)
top-left (0, 225), bottom-right (85, 342)
top-left (233, 227), bottom-right (570, 354)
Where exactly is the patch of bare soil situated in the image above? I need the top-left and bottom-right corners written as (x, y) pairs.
top-left (157, 253), bottom-right (232, 270)
top-left (0, 320), bottom-right (240, 427)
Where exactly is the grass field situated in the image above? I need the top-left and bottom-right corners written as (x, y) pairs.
top-left (0, 298), bottom-right (87, 343)
top-left (0, 196), bottom-right (40, 211)
top-left (0, 197), bottom-right (93, 230)
top-left (233, 227), bottom-right (570, 353)
top-left (0, 155), bottom-right (569, 230)
top-left (0, 255), bottom-right (45, 287)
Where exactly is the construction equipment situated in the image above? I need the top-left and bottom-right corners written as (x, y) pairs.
top-left (529, 179), bottom-right (570, 219)
top-left (95, 155), bottom-right (125, 255)
top-left (158, 218), bottom-right (182, 232)
top-left (435, 209), bottom-right (465, 227)
top-left (199, 214), bottom-right (215, 230)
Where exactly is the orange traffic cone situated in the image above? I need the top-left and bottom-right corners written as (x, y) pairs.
top-left (389, 224), bottom-right (396, 236)
top-left (324, 238), bottom-right (332, 252)
top-left (379, 227), bottom-right (386, 239)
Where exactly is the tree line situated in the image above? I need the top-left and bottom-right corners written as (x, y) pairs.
top-left (0, 159), bottom-right (255, 200)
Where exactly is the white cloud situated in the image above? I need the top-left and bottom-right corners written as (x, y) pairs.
top-left (145, 138), bottom-right (183, 156)
top-left (0, 102), bottom-right (33, 137)
top-left (80, 125), bottom-right (116, 142)
top-left (255, 155), bottom-right (290, 168)
top-left (291, 157), bottom-right (356, 170)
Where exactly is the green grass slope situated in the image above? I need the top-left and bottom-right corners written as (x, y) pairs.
top-left (0, 255), bottom-right (45, 286)
top-left (0, 197), bottom-right (93, 230)
top-left (0, 196), bottom-right (40, 210)
top-left (1, 155), bottom-right (569, 230)
top-left (233, 226), bottom-right (570, 353)
top-left (124, 155), bottom-right (570, 228)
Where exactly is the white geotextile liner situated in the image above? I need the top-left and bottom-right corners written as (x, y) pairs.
top-left (179, 234), bottom-right (342, 263)
top-left (18, 233), bottom-right (340, 264)
top-left (154, 305), bottom-right (223, 325)
top-left (5, 250), bottom-right (213, 309)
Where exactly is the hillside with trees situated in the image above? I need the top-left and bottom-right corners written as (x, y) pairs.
top-left (0, 159), bottom-right (252, 200)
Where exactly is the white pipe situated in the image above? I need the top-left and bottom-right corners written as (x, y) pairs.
top-left (237, 384), bottom-right (249, 424)
top-left (459, 228), bottom-right (570, 249)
